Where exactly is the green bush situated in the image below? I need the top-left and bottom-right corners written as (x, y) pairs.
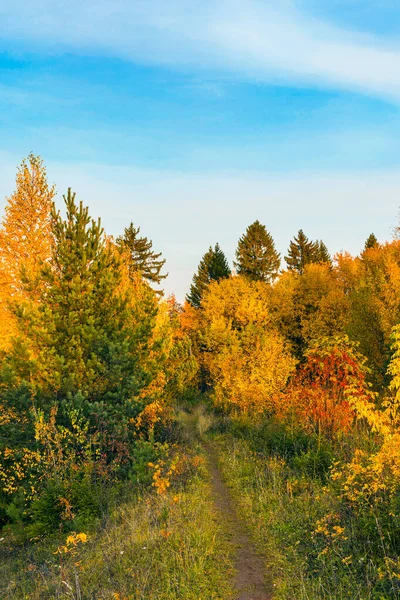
top-left (129, 440), bottom-right (170, 486)
top-left (227, 417), bottom-right (333, 479)
top-left (292, 446), bottom-right (333, 480)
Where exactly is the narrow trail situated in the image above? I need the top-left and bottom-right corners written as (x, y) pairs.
top-left (203, 439), bottom-right (273, 600)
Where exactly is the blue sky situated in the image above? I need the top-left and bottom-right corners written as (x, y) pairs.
top-left (1, 0), bottom-right (400, 298)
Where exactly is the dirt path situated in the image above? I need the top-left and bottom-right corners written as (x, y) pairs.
top-left (203, 440), bottom-right (272, 600)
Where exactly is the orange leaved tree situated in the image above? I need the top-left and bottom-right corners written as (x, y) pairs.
top-left (0, 154), bottom-right (54, 349)
top-left (281, 335), bottom-right (373, 437)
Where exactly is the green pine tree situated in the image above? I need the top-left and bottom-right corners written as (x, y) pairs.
top-left (363, 233), bottom-right (378, 252)
top-left (186, 243), bottom-right (231, 308)
top-left (315, 240), bottom-right (332, 265)
top-left (285, 230), bottom-right (315, 274)
top-left (0, 190), bottom-right (163, 528)
top-left (11, 189), bottom-right (156, 412)
top-left (234, 220), bottom-right (280, 282)
top-left (285, 230), bottom-right (330, 274)
top-left (117, 222), bottom-right (167, 287)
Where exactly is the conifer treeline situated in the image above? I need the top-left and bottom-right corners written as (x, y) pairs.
top-left (187, 221), bottom-right (373, 307)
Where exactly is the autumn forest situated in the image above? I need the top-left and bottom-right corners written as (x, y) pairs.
top-left (1, 154), bottom-right (400, 599)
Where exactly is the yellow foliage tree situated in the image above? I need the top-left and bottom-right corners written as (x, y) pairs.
top-left (333, 324), bottom-right (400, 511)
top-left (196, 276), bottom-right (296, 413)
top-left (268, 263), bottom-right (349, 360)
top-left (132, 294), bottom-right (198, 436)
top-left (114, 238), bottom-right (198, 413)
top-left (0, 154), bottom-right (54, 350)
top-left (343, 242), bottom-right (400, 387)
top-left (296, 263), bottom-right (349, 344)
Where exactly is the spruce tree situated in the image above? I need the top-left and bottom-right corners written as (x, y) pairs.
top-left (234, 220), bottom-right (280, 282)
top-left (315, 240), bottom-right (332, 265)
top-left (285, 230), bottom-right (330, 274)
top-left (117, 222), bottom-right (167, 287)
top-left (186, 243), bottom-right (231, 308)
top-left (364, 233), bottom-right (378, 252)
top-left (14, 189), bottom-right (155, 411)
top-left (285, 230), bottom-right (315, 274)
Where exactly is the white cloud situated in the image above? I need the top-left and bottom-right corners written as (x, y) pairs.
top-left (2, 1), bottom-right (400, 102)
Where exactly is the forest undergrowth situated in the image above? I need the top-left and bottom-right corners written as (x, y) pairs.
top-left (212, 416), bottom-right (400, 600)
top-left (0, 408), bottom-right (235, 600)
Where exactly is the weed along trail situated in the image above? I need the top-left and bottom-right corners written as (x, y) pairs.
top-left (203, 439), bottom-right (272, 600)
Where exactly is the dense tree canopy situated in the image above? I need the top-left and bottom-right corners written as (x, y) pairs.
top-left (186, 275), bottom-right (295, 413)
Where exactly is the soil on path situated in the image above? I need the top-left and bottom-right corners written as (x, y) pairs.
top-left (203, 440), bottom-right (273, 600)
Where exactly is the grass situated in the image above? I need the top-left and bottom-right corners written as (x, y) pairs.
top-left (4, 403), bottom-right (398, 600)
top-left (0, 444), bottom-right (234, 600)
top-left (214, 426), bottom-right (400, 600)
